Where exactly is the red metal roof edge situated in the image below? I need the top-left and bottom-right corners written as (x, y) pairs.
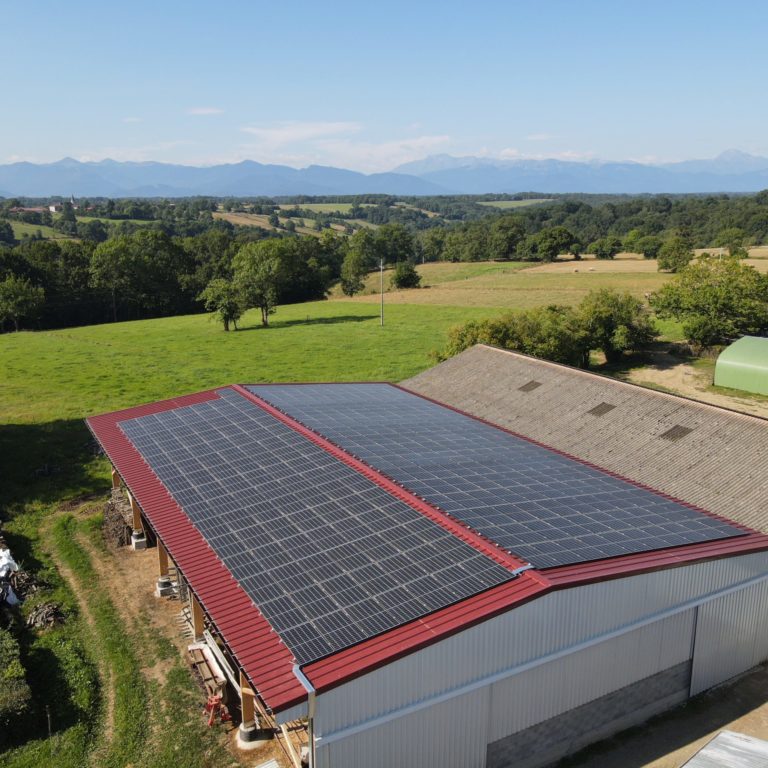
top-left (232, 384), bottom-right (531, 573)
top-left (391, 382), bottom-right (757, 536)
top-left (86, 388), bottom-right (307, 714)
top-left (86, 383), bottom-right (768, 709)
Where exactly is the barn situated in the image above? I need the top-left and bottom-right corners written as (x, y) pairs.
top-left (86, 345), bottom-right (768, 768)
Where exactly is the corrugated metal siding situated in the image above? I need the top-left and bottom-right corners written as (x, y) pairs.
top-left (403, 345), bottom-right (768, 532)
top-left (487, 609), bottom-right (695, 740)
top-left (316, 686), bottom-right (491, 768)
top-left (314, 552), bottom-right (768, 737)
top-left (691, 579), bottom-right (768, 695)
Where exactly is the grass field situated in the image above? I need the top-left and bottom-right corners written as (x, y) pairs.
top-left (278, 203), bottom-right (357, 214)
top-left (340, 260), bottom-right (673, 309)
top-left (477, 198), bottom-right (554, 209)
top-left (213, 211), bottom-right (345, 236)
top-left (10, 221), bottom-right (71, 240)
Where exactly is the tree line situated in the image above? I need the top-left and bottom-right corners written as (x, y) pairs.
top-left (442, 255), bottom-right (768, 363)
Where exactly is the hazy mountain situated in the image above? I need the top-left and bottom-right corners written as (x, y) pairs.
top-left (2, 151), bottom-right (768, 197)
top-left (0, 158), bottom-right (449, 197)
top-left (393, 150), bottom-right (768, 194)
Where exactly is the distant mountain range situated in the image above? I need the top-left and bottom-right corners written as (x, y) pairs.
top-left (3, 150), bottom-right (768, 197)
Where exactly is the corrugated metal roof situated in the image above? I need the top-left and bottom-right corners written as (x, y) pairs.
top-left (403, 345), bottom-right (768, 533)
top-left (86, 390), bottom-right (305, 713)
top-left (683, 731), bottom-right (768, 768)
top-left (86, 373), bottom-right (768, 712)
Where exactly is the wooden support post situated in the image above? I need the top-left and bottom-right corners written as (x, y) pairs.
top-left (111, 467), bottom-right (121, 489)
top-left (128, 492), bottom-right (143, 534)
top-left (157, 540), bottom-right (169, 578)
top-left (191, 593), bottom-right (205, 640)
top-left (240, 670), bottom-right (257, 728)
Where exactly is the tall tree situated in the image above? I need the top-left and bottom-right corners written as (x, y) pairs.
top-left (0, 274), bottom-right (45, 331)
top-left (578, 288), bottom-right (658, 363)
top-left (651, 256), bottom-right (768, 348)
top-left (199, 278), bottom-right (245, 331)
top-left (657, 236), bottom-right (693, 272)
top-left (232, 241), bottom-right (282, 326)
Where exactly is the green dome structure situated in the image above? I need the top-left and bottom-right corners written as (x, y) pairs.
top-left (714, 336), bottom-right (768, 396)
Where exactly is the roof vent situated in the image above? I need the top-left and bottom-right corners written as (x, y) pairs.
top-left (518, 380), bottom-right (542, 393)
top-left (660, 424), bottom-right (693, 441)
top-left (588, 402), bottom-right (616, 417)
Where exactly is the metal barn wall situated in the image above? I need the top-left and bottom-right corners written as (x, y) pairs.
top-left (486, 609), bottom-right (695, 740)
top-left (312, 553), bottom-right (768, 768)
top-left (313, 612), bottom-right (694, 768)
top-left (313, 552), bottom-right (768, 737)
top-left (691, 578), bottom-right (768, 695)
top-left (316, 687), bottom-right (490, 768)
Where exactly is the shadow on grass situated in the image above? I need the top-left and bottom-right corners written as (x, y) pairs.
top-left (237, 313), bottom-right (378, 331)
top-left (0, 419), bottom-right (104, 515)
top-left (593, 343), bottom-right (695, 379)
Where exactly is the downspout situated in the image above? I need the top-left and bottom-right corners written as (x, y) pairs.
top-left (293, 664), bottom-right (316, 768)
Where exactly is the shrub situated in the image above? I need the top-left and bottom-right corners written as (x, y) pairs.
top-left (390, 261), bottom-right (421, 289)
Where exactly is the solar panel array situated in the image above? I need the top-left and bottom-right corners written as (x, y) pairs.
top-left (248, 384), bottom-right (745, 569)
top-left (119, 388), bottom-right (512, 664)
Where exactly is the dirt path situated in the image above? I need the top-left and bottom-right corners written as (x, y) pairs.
top-left (623, 351), bottom-right (768, 419)
top-left (43, 510), bottom-right (116, 765)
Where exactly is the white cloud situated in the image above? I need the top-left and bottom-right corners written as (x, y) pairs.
top-left (240, 121), bottom-right (361, 146)
top-left (186, 107), bottom-right (224, 116)
top-left (122, 116), bottom-right (142, 124)
top-left (314, 135), bottom-right (451, 172)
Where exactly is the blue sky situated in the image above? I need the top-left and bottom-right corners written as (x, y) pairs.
top-left (2, 1), bottom-right (767, 171)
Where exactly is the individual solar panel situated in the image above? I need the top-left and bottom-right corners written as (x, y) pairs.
top-left (248, 384), bottom-right (746, 569)
top-left (118, 388), bottom-right (511, 664)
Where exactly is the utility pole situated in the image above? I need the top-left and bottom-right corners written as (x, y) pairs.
top-left (380, 257), bottom-right (384, 327)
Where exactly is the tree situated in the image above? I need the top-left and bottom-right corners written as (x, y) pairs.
top-left (232, 241), bottom-right (282, 326)
top-left (588, 236), bottom-right (622, 260)
top-left (441, 305), bottom-right (590, 368)
top-left (340, 250), bottom-right (368, 296)
top-left (199, 278), bottom-right (245, 331)
top-left (488, 218), bottom-right (525, 260)
top-left (651, 255), bottom-right (768, 348)
top-left (714, 227), bottom-right (748, 258)
top-left (419, 227), bottom-right (446, 263)
top-left (391, 261), bottom-right (421, 289)
top-left (375, 223), bottom-right (415, 264)
top-left (0, 221), bottom-right (15, 246)
top-left (578, 288), bottom-right (658, 363)
top-left (0, 274), bottom-right (45, 331)
top-left (535, 226), bottom-right (576, 262)
top-left (657, 236), bottom-right (693, 272)
top-left (636, 235), bottom-right (662, 260)
top-left (90, 236), bottom-right (135, 322)
top-left (54, 201), bottom-right (78, 236)
top-left (347, 228), bottom-right (378, 271)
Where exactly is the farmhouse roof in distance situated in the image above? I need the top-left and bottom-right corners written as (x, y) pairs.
top-left (404, 344), bottom-right (768, 533)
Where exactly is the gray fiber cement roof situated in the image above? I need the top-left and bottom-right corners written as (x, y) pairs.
top-left (402, 345), bottom-right (768, 534)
